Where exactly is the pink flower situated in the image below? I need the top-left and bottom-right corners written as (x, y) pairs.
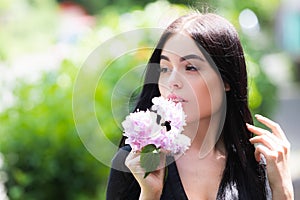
top-left (152, 97), bottom-right (186, 132)
top-left (122, 110), bottom-right (162, 151)
top-left (122, 96), bottom-right (190, 155)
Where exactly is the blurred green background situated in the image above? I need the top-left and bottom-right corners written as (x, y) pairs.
top-left (0, 0), bottom-right (299, 199)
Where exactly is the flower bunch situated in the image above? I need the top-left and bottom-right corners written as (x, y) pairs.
top-left (122, 96), bottom-right (191, 177)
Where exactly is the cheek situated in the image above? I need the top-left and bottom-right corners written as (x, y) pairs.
top-left (158, 78), bottom-right (167, 97)
top-left (181, 78), bottom-right (208, 122)
top-left (186, 75), bottom-right (224, 121)
top-left (199, 74), bottom-right (225, 114)
top-left (195, 81), bottom-right (212, 117)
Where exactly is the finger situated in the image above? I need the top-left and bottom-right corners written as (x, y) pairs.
top-left (247, 122), bottom-right (291, 154)
top-left (157, 152), bottom-right (167, 170)
top-left (255, 114), bottom-right (287, 140)
top-left (254, 144), bottom-right (262, 162)
top-left (125, 152), bottom-right (145, 174)
top-left (246, 123), bottom-right (271, 136)
top-left (125, 150), bottom-right (140, 161)
top-left (125, 154), bottom-right (140, 168)
top-left (254, 142), bottom-right (278, 163)
top-left (250, 135), bottom-right (281, 152)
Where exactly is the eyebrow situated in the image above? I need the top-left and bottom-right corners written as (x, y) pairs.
top-left (180, 54), bottom-right (205, 62)
top-left (160, 55), bottom-right (170, 61)
top-left (160, 54), bottom-right (205, 62)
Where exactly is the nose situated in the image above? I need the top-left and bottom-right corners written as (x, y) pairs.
top-left (168, 70), bottom-right (182, 91)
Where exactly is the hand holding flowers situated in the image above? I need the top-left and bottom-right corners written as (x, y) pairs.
top-left (122, 96), bottom-right (191, 178)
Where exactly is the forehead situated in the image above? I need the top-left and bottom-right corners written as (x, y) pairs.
top-left (161, 33), bottom-right (205, 58)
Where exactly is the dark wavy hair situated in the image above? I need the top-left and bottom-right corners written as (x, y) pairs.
top-left (119, 13), bottom-right (268, 199)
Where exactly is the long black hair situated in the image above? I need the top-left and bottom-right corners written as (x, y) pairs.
top-left (119, 13), bottom-right (268, 199)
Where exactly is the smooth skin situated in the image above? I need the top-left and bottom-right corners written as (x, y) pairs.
top-left (158, 33), bottom-right (227, 199)
top-left (126, 33), bottom-right (227, 199)
top-left (125, 33), bottom-right (294, 199)
top-left (247, 114), bottom-right (294, 200)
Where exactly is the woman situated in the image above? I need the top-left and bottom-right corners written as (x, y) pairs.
top-left (106, 13), bottom-right (294, 199)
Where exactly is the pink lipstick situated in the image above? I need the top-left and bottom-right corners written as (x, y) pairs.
top-left (167, 94), bottom-right (187, 103)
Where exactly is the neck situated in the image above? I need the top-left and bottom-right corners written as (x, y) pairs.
top-left (183, 112), bottom-right (225, 159)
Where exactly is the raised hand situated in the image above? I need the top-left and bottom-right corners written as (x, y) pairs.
top-left (247, 114), bottom-right (294, 200)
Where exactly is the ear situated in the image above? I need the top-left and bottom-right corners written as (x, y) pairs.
top-left (224, 82), bottom-right (231, 91)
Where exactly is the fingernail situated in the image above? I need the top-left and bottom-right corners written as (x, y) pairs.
top-left (255, 114), bottom-right (262, 118)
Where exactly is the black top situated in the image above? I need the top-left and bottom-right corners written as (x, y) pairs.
top-left (106, 145), bottom-right (271, 200)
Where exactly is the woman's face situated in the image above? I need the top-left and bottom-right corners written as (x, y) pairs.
top-left (158, 34), bottom-right (226, 124)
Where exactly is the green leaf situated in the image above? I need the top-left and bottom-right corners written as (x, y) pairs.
top-left (140, 144), bottom-right (160, 178)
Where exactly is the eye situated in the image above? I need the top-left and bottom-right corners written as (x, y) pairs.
top-left (160, 67), bottom-right (168, 73)
top-left (159, 65), bottom-right (171, 73)
top-left (186, 64), bottom-right (199, 71)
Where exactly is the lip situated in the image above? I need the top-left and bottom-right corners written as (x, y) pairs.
top-left (167, 94), bottom-right (187, 103)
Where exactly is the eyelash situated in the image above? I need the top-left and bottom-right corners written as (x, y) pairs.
top-left (185, 64), bottom-right (199, 71)
top-left (159, 67), bottom-right (170, 73)
top-left (159, 64), bottom-right (199, 73)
